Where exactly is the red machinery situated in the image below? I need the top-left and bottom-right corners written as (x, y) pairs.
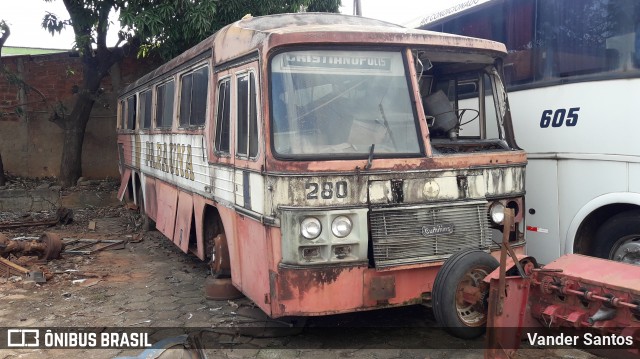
top-left (484, 210), bottom-right (640, 358)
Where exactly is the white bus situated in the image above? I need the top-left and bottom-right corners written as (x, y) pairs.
top-left (420, 0), bottom-right (640, 265)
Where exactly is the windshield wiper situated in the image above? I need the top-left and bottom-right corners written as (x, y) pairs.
top-left (378, 103), bottom-right (397, 148)
top-left (364, 144), bottom-right (375, 170)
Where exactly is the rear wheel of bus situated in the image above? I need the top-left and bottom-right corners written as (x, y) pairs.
top-left (432, 249), bottom-right (499, 339)
top-left (593, 210), bottom-right (640, 265)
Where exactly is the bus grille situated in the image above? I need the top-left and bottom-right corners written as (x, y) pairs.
top-left (369, 201), bottom-right (490, 268)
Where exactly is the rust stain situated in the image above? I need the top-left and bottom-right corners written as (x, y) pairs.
top-left (277, 265), bottom-right (358, 300)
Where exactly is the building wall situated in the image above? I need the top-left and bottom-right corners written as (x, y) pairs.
top-left (0, 52), bottom-right (159, 179)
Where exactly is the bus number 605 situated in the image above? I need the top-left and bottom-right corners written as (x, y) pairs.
top-left (306, 181), bottom-right (348, 199)
top-left (540, 107), bottom-right (580, 128)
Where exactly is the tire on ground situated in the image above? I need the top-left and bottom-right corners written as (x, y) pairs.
top-left (432, 249), bottom-right (499, 339)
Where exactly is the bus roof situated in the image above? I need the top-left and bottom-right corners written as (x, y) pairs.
top-left (121, 12), bottom-right (506, 96)
top-left (409, 0), bottom-right (497, 29)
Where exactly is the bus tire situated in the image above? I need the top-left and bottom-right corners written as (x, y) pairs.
top-left (136, 184), bottom-right (155, 231)
top-left (593, 210), bottom-right (640, 265)
top-left (432, 249), bottom-right (498, 339)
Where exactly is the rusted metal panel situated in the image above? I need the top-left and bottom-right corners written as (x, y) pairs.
top-left (368, 275), bottom-right (396, 301)
top-left (155, 181), bottom-right (178, 240)
top-left (485, 276), bottom-right (533, 359)
top-left (173, 191), bottom-right (193, 253)
top-left (143, 176), bottom-right (157, 221)
top-left (117, 168), bottom-right (131, 201)
top-left (542, 254), bottom-right (640, 296)
top-left (271, 264), bottom-right (437, 317)
top-left (273, 264), bottom-right (365, 316)
top-left (214, 205), bottom-right (241, 288)
top-left (234, 214), bottom-right (271, 316)
top-left (192, 194), bottom-right (211, 260)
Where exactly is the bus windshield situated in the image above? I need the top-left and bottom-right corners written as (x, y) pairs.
top-left (270, 50), bottom-right (421, 158)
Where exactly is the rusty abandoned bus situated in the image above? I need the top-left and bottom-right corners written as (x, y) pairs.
top-left (116, 13), bottom-right (526, 338)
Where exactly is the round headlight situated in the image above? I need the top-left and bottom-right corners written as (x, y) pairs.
top-left (331, 216), bottom-right (352, 238)
top-left (490, 202), bottom-right (505, 225)
top-left (301, 217), bottom-right (322, 239)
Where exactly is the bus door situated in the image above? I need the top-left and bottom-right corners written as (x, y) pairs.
top-left (230, 64), bottom-right (271, 307)
top-left (232, 66), bottom-right (263, 213)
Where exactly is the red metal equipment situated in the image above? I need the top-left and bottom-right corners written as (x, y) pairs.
top-left (485, 210), bottom-right (640, 358)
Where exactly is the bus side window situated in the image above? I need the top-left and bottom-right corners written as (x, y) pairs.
top-left (214, 79), bottom-right (231, 154)
top-left (156, 80), bottom-right (175, 128)
top-left (179, 66), bottom-right (209, 127)
top-left (126, 95), bottom-right (136, 130)
top-left (236, 72), bottom-right (258, 159)
top-left (139, 90), bottom-right (152, 129)
top-left (118, 100), bottom-right (126, 129)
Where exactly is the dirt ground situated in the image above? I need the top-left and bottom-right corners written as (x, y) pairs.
top-left (0, 181), bottom-right (604, 359)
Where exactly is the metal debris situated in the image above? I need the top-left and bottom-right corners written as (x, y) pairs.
top-left (61, 238), bottom-right (125, 255)
top-left (0, 233), bottom-right (64, 260)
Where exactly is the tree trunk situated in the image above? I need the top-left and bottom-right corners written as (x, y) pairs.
top-left (0, 152), bottom-right (5, 186)
top-left (58, 93), bottom-right (95, 187)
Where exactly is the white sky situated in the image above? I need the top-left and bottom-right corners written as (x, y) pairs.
top-left (2, 0), bottom-right (459, 50)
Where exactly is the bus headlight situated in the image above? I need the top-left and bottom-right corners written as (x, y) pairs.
top-left (331, 216), bottom-right (352, 238)
top-left (301, 217), bottom-right (322, 239)
top-left (489, 202), bottom-right (505, 225)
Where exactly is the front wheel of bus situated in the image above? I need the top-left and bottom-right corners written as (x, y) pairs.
top-left (432, 249), bottom-right (498, 339)
top-left (593, 210), bottom-right (640, 265)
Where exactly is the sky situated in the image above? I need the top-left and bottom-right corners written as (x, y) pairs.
top-left (2, 0), bottom-right (459, 50)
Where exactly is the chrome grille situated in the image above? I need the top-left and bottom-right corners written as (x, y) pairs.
top-left (369, 201), bottom-right (490, 268)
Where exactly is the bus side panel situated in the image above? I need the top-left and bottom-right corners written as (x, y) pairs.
top-left (524, 159), bottom-right (560, 264)
top-left (630, 163), bottom-right (640, 194)
top-left (216, 205), bottom-right (241, 289)
top-left (558, 159), bottom-right (627, 253)
top-left (235, 215), bottom-right (271, 315)
top-left (173, 191), bottom-right (193, 253)
top-left (143, 175), bottom-right (158, 222)
top-left (192, 195), bottom-right (213, 261)
top-left (155, 181), bottom-right (179, 240)
top-left (272, 265), bottom-right (366, 317)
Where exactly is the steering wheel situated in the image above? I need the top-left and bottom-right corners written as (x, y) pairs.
top-left (431, 108), bottom-right (480, 127)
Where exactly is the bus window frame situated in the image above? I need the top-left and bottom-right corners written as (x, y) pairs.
top-left (213, 74), bottom-right (233, 158)
top-left (125, 94), bottom-right (137, 131)
top-left (138, 89), bottom-right (153, 131)
top-left (235, 68), bottom-right (260, 162)
top-left (155, 78), bottom-right (176, 130)
top-left (178, 64), bottom-right (210, 130)
top-left (266, 45), bottom-right (425, 162)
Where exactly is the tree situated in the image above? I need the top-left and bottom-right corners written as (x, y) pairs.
top-left (0, 21), bottom-right (10, 186)
top-left (43, 0), bottom-right (340, 187)
top-left (120, 0), bottom-right (341, 60)
top-left (43, 0), bottom-right (135, 187)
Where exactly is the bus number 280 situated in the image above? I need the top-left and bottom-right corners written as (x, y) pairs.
top-left (306, 181), bottom-right (348, 199)
top-left (540, 107), bottom-right (580, 128)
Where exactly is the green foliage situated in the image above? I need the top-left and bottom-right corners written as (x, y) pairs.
top-left (307, 0), bottom-right (342, 12)
top-left (120, 0), bottom-right (341, 60)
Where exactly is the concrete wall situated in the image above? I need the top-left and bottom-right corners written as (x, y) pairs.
top-left (0, 52), bottom-right (159, 179)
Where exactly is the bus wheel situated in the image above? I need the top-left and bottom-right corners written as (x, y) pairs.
top-left (432, 249), bottom-right (498, 339)
top-left (593, 210), bottom-right (640, 265)
top-left (136, 185), bottom-right (154, 231)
